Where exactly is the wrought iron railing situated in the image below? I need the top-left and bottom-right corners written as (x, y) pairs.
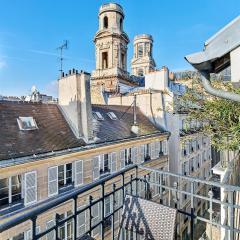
top-left (0, 164), bottom-right (240, 240)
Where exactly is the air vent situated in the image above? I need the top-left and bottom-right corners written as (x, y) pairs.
top-left (107, 112), bottom-right (118, 120)
top-left (17, 117), bottom-right (38, 130)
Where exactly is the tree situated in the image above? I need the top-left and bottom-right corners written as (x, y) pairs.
top-left (179, 78), bottom-right (240, 151)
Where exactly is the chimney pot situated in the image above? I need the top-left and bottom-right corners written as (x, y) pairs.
top-left (69, 70), bottom-right (72, 75)
top-left (72, 68), bottom-right (75, 74)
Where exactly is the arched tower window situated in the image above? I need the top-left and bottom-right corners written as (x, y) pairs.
top-left (120, 18), bottom-right (123, 31)
top-left (138, 43), bottom-right (144, 58)
top-left (103, 16), bottom-right (108, 29)
top-left (137, 68), bottom-right (144, 76)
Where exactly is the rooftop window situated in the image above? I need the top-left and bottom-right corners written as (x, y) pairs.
top-left (17, 117), bottom-right (38, 131)
top-left (93, 112), bottom-right (104, 121)
top-left (107, 112), bottom-right (118, 120)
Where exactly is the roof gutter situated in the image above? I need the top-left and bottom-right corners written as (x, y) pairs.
top-left (200, 71), bottom-right (240, 102)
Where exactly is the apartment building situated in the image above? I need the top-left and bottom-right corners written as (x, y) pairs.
top-left (0, 70), bottom-right (169, 240)
top-left (108, 67), bottom-right (212, 239)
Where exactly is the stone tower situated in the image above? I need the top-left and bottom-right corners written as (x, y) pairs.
top-left (91, 3), bottom-right (135, 97)
top-left (131, 34), bottom-right (156, 76)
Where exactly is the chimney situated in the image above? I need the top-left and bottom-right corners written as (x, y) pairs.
top-left (58, 70), bottom-right (94, 142)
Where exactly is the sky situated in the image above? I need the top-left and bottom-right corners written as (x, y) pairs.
top-left (0, 0), bottom-right (239, 97)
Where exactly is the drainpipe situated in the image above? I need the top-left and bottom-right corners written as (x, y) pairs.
top-left (200, 71), bottom-right (240, 102)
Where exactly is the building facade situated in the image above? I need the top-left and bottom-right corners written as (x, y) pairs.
top-left (108, 68), bottom-right (212, 239)
top-left (0, 69), bottom-right (170, 240)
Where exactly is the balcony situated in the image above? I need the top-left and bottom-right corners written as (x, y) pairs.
top-left (0, 165), bottom-right (240, 240)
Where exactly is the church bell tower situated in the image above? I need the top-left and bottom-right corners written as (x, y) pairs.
top-left (91, 3), bottom-right (134, 96)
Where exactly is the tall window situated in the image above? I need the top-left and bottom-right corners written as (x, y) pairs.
top-left (121, 53), bottom-right (125, 69)
top-left (103, 16), bottom-right (108, 28)
top-left (138, 43), bottom-right (144, 58)
top-left (102, 52), bottom-right (108, 69)
top-left (120, 17), bottom-right (123, 31)
top-left (100, 154), bottom-right (110, 174)
top-left (137, 68), bottom-right (144, 76)
top-left (58, 163), bottom-right (73, 189)
top-left (0, 175), bottom-right (22, 209)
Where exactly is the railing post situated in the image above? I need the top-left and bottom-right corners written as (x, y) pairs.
top-left (55, 213), bottom-right (60, 240)
top-left (122, 172), bottom-right (125, 201)
top-left (101, 184), bottom-right (105, 240)
top-left (208, 190), bottom-right (213, 240)
top-left (159, 173), bottom-right (163, 204)
top-left (112, 183), bottom-right (116, 240)
top-left (190, 181), bottom-right (195, 240)
top-left (144, 175), bottom-right (147, 199)
top-left (89, 195), bottom-right (93, 237)
top-left (135, 166), bottom-right (138, 196)
top-left (228, 190), bottom-right (234, 240)
top-left (31, 216), bottom-right (37, 240)
top-left (130, 174), bottom-right (133, 195)
top-left (74, 196), bottom-right (78, 240)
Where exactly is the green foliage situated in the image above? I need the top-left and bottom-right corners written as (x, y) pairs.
top-left (180, 80), bottom-right (240, 151)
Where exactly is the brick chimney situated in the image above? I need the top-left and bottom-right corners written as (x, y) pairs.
top-left (58, 70), bottom-right (94, 142)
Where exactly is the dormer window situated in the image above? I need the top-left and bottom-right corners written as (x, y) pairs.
top-left (17, 117), bottom-right (38, 130)
top-left (93, 112), bottom-right (104, 121)
top-left (107, 112), bottom-right (117, 120)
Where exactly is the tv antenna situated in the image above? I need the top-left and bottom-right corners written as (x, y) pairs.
top-left (57, 40), bottom-right (69, 77)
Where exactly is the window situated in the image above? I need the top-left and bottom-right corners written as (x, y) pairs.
top-left (58, 211), bottom-right (73, 240)
top-left (125, 148), bottom-right (133, 165)
top-left (0, 175), bottom-right (22, 209)
top-left (100, 154), bottom-right (110, 174)
top-left (137, 68), bottom-right (144, 76)
top-left (107, 112), bottom-right (118, 120)
top-left (138, 43), bottom-right (144, 58)
top-left (58, 163), bottom-right (73, 189)
top-left (102, 52), bottom-right (108, 69)
top-left (119, 17), bottom-right (123, 30)
top-left (17, 117), bottom-right (38, 130)
top-left (103, 16), bottom-right (108, 28)
top-left (93, 111), bottom-right (104, 121)
top-left (46, 220), bottom-right (55, 240)
top-left (121, 53), bottom-right (125, 69)
top-left (144, 144), bottom-right (151, 161)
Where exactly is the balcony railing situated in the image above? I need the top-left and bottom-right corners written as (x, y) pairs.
top-left (0, 164), bottom-right (240, 240)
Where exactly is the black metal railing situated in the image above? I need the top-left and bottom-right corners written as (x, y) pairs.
top-left (1, 164), bottom-right (240, 240)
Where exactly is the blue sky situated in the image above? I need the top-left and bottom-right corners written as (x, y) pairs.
top-left (0, 0), bottom-right (239, 97)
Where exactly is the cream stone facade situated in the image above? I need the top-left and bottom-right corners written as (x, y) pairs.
top-left (131, 34), bottom-right (156, 76)
top-left (91, 3), bottom-right (135, 98)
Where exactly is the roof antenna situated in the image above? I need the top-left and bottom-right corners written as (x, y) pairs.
top-left (57, 40), bottom-right (69, 77)
top-left (131, 94), bottom-right (139, 134)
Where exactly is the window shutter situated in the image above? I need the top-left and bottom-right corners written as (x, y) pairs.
top-left (48, 166), bottom-right (58, 197)
top-left (75, 160), bottom-right (83, 187)
top-left (25, 229), bottom-right (31, 240)
top-left (46, 220), bottom-right (55, 240)
top-left (111, 152), bottom-right (117, 173)
top-left (24, 171), bottom-right (37, 206)
top-left (139, 145), bottom-right (144, 162)
top-left (131, 147), bottom-right (138, 163)
top-left (119, 150), bottom-right (125, 169)
top-left (155, 141), bottom-right (160, 158)
top-left (163, 140), bottom-right (168, 155)
top-left (77, 208), bottom-right (86, 237)
top-left (93, 156), bottom-right (100, 180)
top-left (150, 142), bottom-right (155, 159)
